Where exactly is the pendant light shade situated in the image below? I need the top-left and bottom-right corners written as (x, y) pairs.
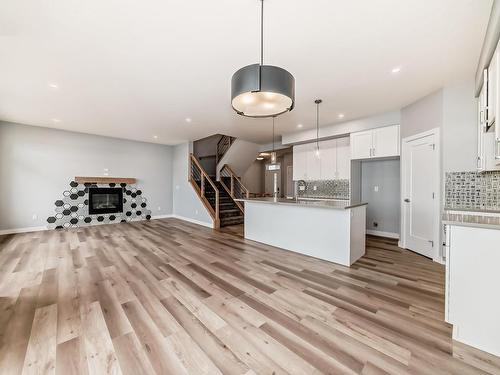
top-left (231, 64), bottom-right (295, 118)
top-left (231, 0), bottom-right (295, 118)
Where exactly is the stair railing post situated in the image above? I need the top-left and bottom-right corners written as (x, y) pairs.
top-left (201, 173), bottom-right (205, 198)
top-left (215, 190), bottom-right (219, 222)
top-left (189, 154), bottom-right (192, 182)
top-left (230, 173), bottom-right (234, 197)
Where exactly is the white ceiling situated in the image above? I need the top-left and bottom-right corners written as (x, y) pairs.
top-left (0, 0), bottom-right (492, 145)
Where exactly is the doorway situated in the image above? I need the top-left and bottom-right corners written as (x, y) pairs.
top-left (401, 129), bottom-right (440, 260)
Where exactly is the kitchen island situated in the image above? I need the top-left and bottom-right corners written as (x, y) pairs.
top-left (236, 198), bottom-right (367, 267)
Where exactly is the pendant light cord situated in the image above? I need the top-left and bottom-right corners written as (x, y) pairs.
top-left (272, 116), bottom-right (275, 153)
top-left (260, 0), bottom-right (264, 66)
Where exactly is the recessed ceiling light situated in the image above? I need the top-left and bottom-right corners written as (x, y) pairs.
top-left (48, 83), bottom-right (59, 89)
top-left (185, 118), bottom-right (192, 123)
top-left (338, 113), bottom-right (345, 119)
top-left (52, 118), bottom-right (61, 123)
top-left (297, 124), bottom-right (303, 128)
top-left (256, 157), bottom-right (264, 160)
top-left (391, 67), bottom-right (401, 74)
top-left (153, 135), bottom-right (158, 139)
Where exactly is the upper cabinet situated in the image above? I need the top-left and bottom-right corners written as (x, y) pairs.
top-left (350, 125), bottom-right (400, 160)
top-left (489, 48), bottom-right (498, 127)
top-left (477, 39), bottom-right (500, 171)
top-left (293, 137), bottom-right (350, 181)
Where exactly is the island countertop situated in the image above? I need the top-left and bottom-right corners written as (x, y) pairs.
top-left (235, 197), bottom-right (367, 210)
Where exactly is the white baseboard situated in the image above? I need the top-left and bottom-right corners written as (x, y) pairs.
top-left (366, 229), bottom-right (400, 239)
top-left (163, 214), bottom-right (213, 228)
top-left (0, 226), bottom-right (47, 235)
top-left (0, 214), bottom-right (213, 235)
top-left (151, 214), bottom-right (174, 220)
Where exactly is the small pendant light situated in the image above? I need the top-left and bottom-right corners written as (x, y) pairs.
top-left (271, 116), bottom-right (277, 164)
top-left (231, 0), bottom-right (295, 118)
top-left (315, 99), bottom-right (322, 158)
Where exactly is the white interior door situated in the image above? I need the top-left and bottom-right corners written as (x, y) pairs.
top-left (403, 132), bottom-right (438, 258)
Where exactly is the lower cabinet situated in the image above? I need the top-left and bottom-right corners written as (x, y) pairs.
top-left (445, 224), bottom-right (500, 356)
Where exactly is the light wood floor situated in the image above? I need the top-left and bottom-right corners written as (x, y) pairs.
top-left (1, 219), bottom-right (499, 375)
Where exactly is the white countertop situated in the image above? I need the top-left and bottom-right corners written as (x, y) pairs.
top-left (442, 211), bottom-right (500, 230)
top-left (235, 197), bottom-right (367, 210)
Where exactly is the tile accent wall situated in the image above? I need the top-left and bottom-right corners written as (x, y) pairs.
top-left (46, 180), bottom-right (152, 229)
top-left (445, 171), bottom-right (500, 212)
top-left (296, 179), bottom-right (350, 200)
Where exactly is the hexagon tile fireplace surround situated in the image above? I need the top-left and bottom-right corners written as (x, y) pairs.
top-left (46, 177), bottom-right (152, 229)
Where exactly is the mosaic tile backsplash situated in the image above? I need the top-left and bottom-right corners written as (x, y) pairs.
top-left (445, 171), bottom-right (500, 211)
top-left (296, 179), bottom-right (350, 200)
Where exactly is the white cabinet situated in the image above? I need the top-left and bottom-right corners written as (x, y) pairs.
top-left (319, 139), bottom-right (337, 180)
top-left (292, 137), bottom-right (351, 181)
top-left (489, 47), bottom-right (498, 127)
top-left (372, 125), bottom-right (400, 158)
top-left (350, 130), bottom-right (373, 159)
top-left (477, 68), bottom-right (500, 171)
top-left (336, 137), bottom-right (351, 179)
top-left (306, 142), bottom-right (321, 180)
top-left (292, 144), bottom-right (308, 180)
top-left (446, 224), bottom-right (500, 356)
top-left (477, 76), bottom-right (487, 171)
top-left (350, 125), bottom-right (400, 160)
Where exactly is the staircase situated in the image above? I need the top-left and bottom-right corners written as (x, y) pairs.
top-left (206, 181), bottom-right (244, 226)
top-left (189, 154), bottom-right (246, 228)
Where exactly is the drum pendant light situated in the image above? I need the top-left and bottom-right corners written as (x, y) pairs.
top-left (231, 0), bottom-right (295, 118)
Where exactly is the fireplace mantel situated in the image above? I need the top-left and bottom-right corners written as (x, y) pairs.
top-left (75, 176), bottom-right (137, 184)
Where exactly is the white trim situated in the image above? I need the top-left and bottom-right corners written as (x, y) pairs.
top-left (400, 127), bottom-right (442, 263)
top-left (151, 214), bottom-right (174, 220)
top-left (168, 214), bottom-right (214, 228)
top-left (366, 230), bottom-right (400, 239)
top-left (0, 214), bottom-right (214, 235)
top-left (0, 226), bottom-right (47, 235)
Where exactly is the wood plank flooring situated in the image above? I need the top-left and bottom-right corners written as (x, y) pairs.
top-left (0, 218), bottom-right (499, 374)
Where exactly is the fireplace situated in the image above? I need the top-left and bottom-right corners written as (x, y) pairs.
top-left (88, 187), bottom-right (123, 215)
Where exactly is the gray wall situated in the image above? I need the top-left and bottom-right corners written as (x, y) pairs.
top-left (172, 142), bottom-right (213, 226)
top-left (442, 80), bottom-right (478, 172)
top-left (241, 160), bottom-right (264, 194)
top-left (282, 110), bottom-right (401, 145)
top-left (400, 89), bottom-right (443, 139)
top-left (361, 159), bottom-right (401, 235)
top-left (0, 121), bottom-right (173, 231)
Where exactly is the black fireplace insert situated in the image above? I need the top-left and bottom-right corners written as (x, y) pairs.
top-left (88, 187), bottom-right (123, 215)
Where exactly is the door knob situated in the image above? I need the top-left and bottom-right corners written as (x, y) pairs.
top-left (404, 198), bottom-right (410, 203)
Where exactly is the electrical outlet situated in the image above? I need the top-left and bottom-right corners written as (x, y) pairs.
top-left (195, 210), bottom-right (199, 215)
top-left (157, 206), bottom-right (161, 211)
top-left (373, 222), bottom-right (378, 228)
top-left (374, 186), bottom-right (379, 192)
top-left (313, 185), bottom-right (317, 191)
top-left (32, 214), bottom-right (38, 221)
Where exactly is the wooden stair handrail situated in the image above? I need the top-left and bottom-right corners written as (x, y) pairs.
top-left (189, 154), bottom-right (220, 228)
top-left (216, 135), bottom-right (234, 165)
top-left (219, 164), bottom-right (250, 214)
